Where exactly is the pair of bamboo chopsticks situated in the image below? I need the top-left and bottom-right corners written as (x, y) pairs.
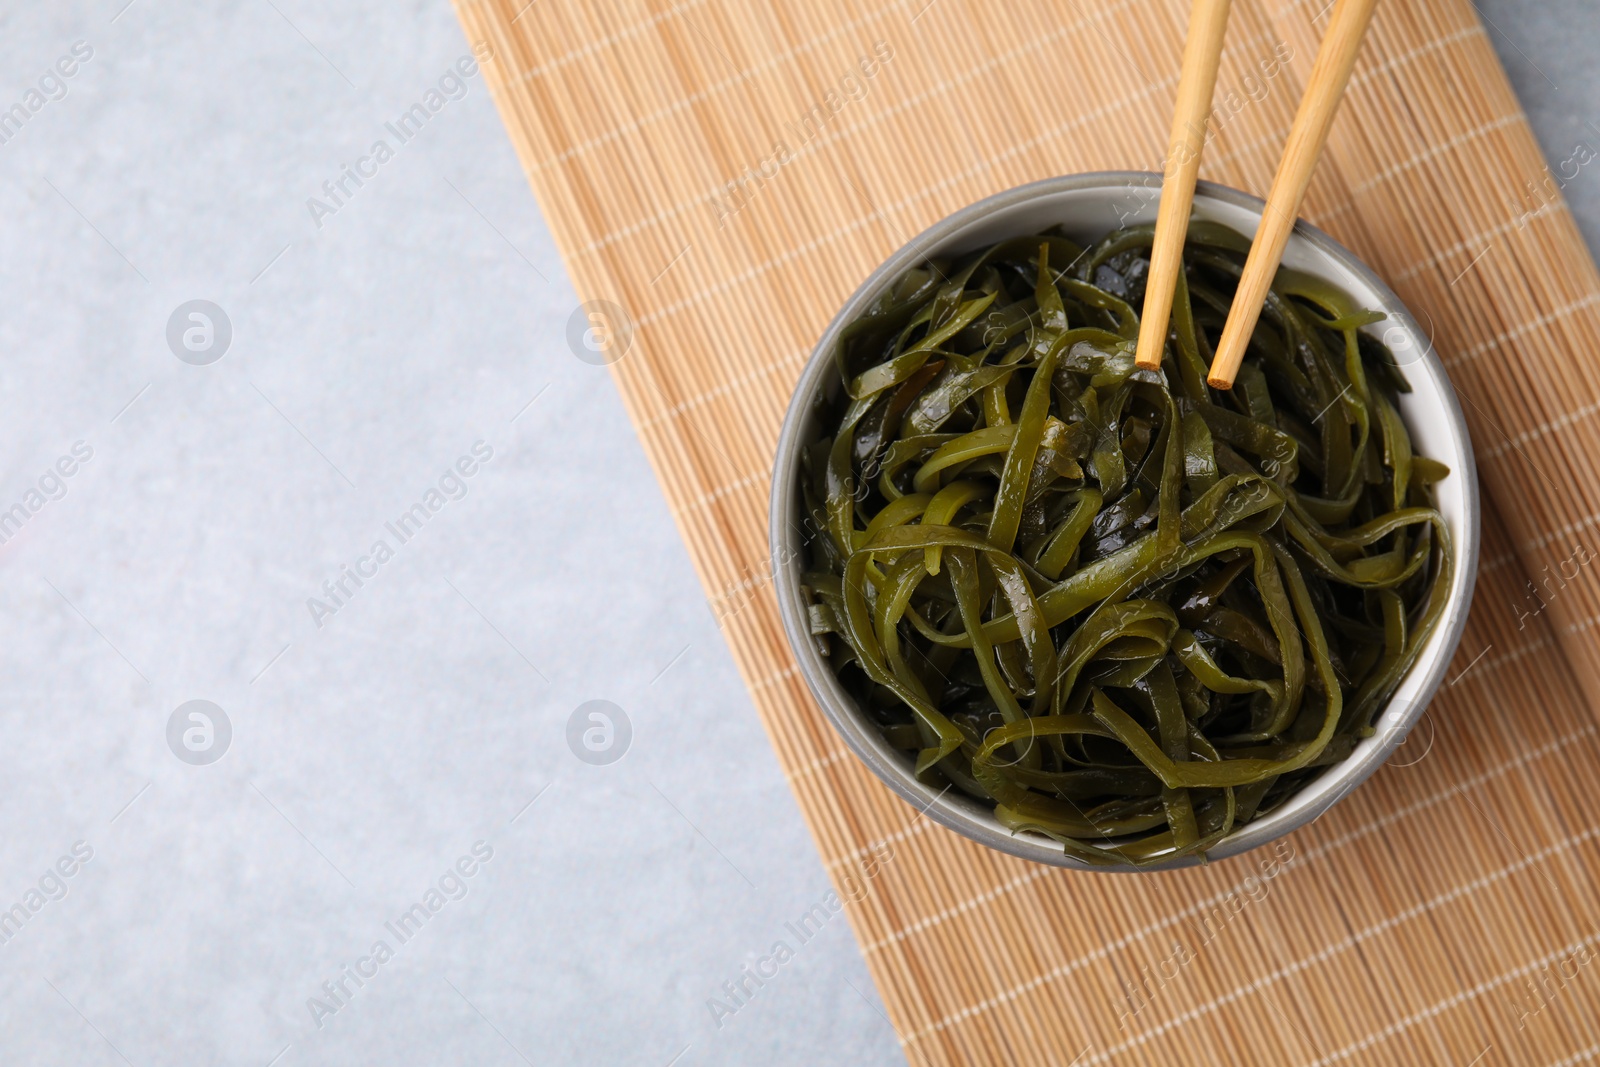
top-left (1134, 0), bottom-right (1380, 388)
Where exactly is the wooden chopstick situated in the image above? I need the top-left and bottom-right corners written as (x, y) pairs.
top-left (1134, 0), bottom-right (1233, 371)
top-left (1206, 0), bottom-right (1380, 389)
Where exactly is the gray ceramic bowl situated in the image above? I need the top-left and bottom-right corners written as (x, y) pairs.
top-left (770, 173), bottom-right (1480, 871)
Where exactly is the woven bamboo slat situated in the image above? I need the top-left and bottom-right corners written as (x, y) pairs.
top-left (451, 0), bottom-right (1600, 1061)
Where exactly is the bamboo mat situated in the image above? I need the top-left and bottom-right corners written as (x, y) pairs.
top-left (451, 0), bottom-right (1600, 1062)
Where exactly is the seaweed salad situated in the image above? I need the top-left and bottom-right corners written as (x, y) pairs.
top-left (798, 221), bottom-right (1452, 866)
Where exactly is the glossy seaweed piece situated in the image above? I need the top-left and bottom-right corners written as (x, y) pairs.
top-left (800, 223), bottom-right (1453, 867)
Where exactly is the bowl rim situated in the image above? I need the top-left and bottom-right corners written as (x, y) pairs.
top-left (768, 171), bottom-right (1481, 872)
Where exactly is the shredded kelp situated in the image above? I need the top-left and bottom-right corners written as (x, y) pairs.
top-left (798, 222), bottom-right (1452, 867)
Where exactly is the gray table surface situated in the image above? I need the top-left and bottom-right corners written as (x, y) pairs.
top-left (0, 2), bottom-right (1592, 1065)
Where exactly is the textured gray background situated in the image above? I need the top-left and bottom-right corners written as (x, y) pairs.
top-left (0, 2), bottom-right (1592, 1065)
